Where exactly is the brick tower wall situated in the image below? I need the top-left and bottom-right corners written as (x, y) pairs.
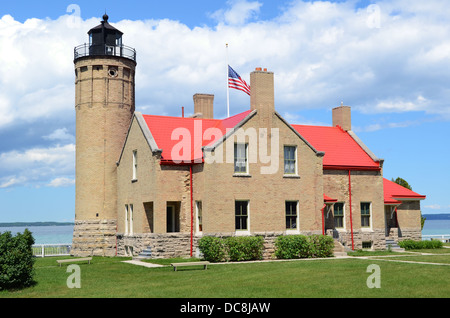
top-left (72, 56), bottom-right (136, 257)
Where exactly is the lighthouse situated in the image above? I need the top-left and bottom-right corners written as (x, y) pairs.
top-left (72, 14), bottom-right (136, 256)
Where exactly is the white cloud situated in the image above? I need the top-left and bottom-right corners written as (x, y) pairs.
top-left (43, 128), bottom-right (75, 143)
top-left (209, 0), bottom-right (262, 25)
top-left (0, 144), bottom-right (75, 188)
top-left (47, 177), bottom-right (75, 188)
top-left (2, 0), bottom-right (450, 187)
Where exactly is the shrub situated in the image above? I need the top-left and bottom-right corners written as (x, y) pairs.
top-left (225, 236), bottom-right (264, 262)
top-left (0, 229), bottom-right (36, 290)
top-left (198, 236), bottom-right (226, 262)
top-left (308, 234), bottom-right (334, 258)
top-left (274, 234), bottom-right (334, 259)
top-left (398, 239), bottom-right (443, 250)
top-left (198, 236), bottom-right (265, 262)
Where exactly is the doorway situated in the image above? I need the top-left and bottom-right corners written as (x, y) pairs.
top-left (166, 203), bottom-right (180, 232)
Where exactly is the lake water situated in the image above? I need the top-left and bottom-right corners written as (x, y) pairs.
top-left (0, 219), bottom-right (449, 245)
top-left (422, 219), bottom-right (450, 236)
top-left (0, 225), bottom-right (73, 245)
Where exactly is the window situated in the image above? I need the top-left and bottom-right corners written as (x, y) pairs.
top-left (125, 204), bottom-right (133, 235)
top-left (129, 204), bottom-right (133, 235)
top-left (196, 201), bottom-right (203, 233)
top-left (124, 205), bottom-right (128, 235)
top-left (234, 143), bottom-right (248, 173)
top-left (284, 146), bottom-right (296, 174)
top-left (362, 241), bottom-right (372, 249)
top-left (361, 202), bottom-right (371, 228)
top-left (285, 201), bottom-right (298, 230)
top-left (334, 203), bottom-right (344, 228)
top-left (235, 201), bottom-right (249, 231)
top-left (132, 150), bottom-right (137, 180)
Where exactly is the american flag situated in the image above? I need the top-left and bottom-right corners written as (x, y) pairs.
top-left (228, 65), bottom-right (251, 96)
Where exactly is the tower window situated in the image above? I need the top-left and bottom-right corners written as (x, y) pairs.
top-left (108, 67), bottom-right (118, 77)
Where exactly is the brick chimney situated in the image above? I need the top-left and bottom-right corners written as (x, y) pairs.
top-left (193, 94), bottom-right (214, 119)
top-left (250, 67), bottom-right (274, 118)
top-left (332, 104), bottom-right (351, 131)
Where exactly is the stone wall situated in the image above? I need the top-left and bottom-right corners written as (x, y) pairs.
top-left (71, 219), bottom-right (117, 257)
top-left (117, 231), bottom-right (326, 260)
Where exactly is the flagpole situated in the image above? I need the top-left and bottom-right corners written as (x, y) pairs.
top-left (226, 43), bottom-right (230, 118)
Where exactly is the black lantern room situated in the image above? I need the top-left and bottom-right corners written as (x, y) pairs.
top-left (74, 14), bottom-right (136, 62)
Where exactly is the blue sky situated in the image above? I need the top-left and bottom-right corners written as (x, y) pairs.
top-left (0, 0), bottom-right (449, 222)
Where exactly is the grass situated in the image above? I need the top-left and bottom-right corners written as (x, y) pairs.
top-left (1, 248), bottom-right (449, 298)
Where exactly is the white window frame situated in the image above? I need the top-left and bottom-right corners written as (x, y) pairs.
top-left (124, 204), bottom-right (129, 235)
top-left (129, 204), bottom-right (134, 235)
top-left (360, 202), bottom-right (372, 231)
top-left (285, 201), bottom-right (300, 234)
top-left (132, 150), bottom-right (138, 181)
top-left (333, 202), bottom-right (346, 230)
top-left (234, 143), bottom-right (249, 174)
top-left (235, 200), bottom-right (250, 235)
top-left (283, 145), bottom-right (298, 176)
top-left (196, 201), bottom-right (203, 235)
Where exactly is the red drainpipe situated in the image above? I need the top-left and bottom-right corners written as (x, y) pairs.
top-left (348, 170), bottom-right (354, 250)
top-left (321, 204), bottom-right (326, 235)
top-left (190, 165), bottom-right (193, 257)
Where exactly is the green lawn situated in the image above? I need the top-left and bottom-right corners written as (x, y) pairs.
top-left (1, 249), bottom-right (449, 298)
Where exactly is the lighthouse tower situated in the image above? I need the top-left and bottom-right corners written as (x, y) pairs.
top-left (72, 14), bottom-right (136, 256)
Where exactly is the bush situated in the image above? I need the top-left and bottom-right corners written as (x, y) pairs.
top-left (198, 236), bottom-right (226, 262)
top-left (308, 234), bottom-right (334, 258)
top-left (398, 239), bottom-right (443, 250)
top-left (274, 234), bottom-right (334, 259)
top-left (0, 229), bottom-right (35, 290)
top-left (225, 236), bottom-right (264, 262)
top-left (198, 236), bottom-right (265, 262)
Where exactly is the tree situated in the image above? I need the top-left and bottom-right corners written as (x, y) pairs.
top-left (391, 177), bottom-right (412, 190)
top-left (392, 177), bottom-right (426, 230)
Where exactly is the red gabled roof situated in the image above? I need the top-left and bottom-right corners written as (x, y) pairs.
top-left (292, 125), bottom-right (380, 170)
top-left (142, 110), bottom-right (252, 163)
top-left (383, 178), bottom-right (426, 204)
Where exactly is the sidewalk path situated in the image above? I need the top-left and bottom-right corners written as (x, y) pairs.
top-left (122, 260), bottom-right (164, 268)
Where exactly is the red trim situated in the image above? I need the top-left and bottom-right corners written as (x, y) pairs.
top-left (324, 165), bottom-right (381, 171)
top-left (321, 204), bottom-right (326, 235)
top-left (348, 170), bottom-right (354, 251)
top-left (160, 159), bottom-right (204, 166)
top-left (190, 165), bottom-right (193, 257)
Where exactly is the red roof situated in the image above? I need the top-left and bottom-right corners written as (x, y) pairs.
top-left (292, 125), bottom-right (380, 170)
top-left (142, 110), bottom-right (381, 169)
top-left (142, 110), bottom-right (252, 163)
top-left (324, 194), bottom-right (337, 202)
top-left (383, 178), bottom-right (426, 204)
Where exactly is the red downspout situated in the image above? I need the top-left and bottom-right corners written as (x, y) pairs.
top-left (321, 204), bottom-right (326, 235)
top-left (348, 170), bottom-right (354, 250)
top-left (190, 165), bottom-right (193, 257)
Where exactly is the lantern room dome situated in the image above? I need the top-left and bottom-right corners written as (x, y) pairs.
top-left (74, 14), bottom-right (136, 62)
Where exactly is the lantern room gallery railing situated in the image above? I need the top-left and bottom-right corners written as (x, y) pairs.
top-left (74, 43), bottom-right (136, 62)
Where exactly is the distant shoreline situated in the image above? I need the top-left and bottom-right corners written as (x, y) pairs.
top-left (0, 222), bottom-right (74, 227)
top-left (423, 214), bottom-right (450, 220)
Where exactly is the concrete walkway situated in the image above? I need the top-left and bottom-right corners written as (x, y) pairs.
top-left (122, 260), bottom-right (164, 268)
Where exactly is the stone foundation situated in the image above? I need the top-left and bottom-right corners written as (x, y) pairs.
top-left (328, 227), bottom-right (422, 251)
top-left (117, 230), bottom-right (323, 260)
top-left (71, 219), bottom-right (117, 257)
